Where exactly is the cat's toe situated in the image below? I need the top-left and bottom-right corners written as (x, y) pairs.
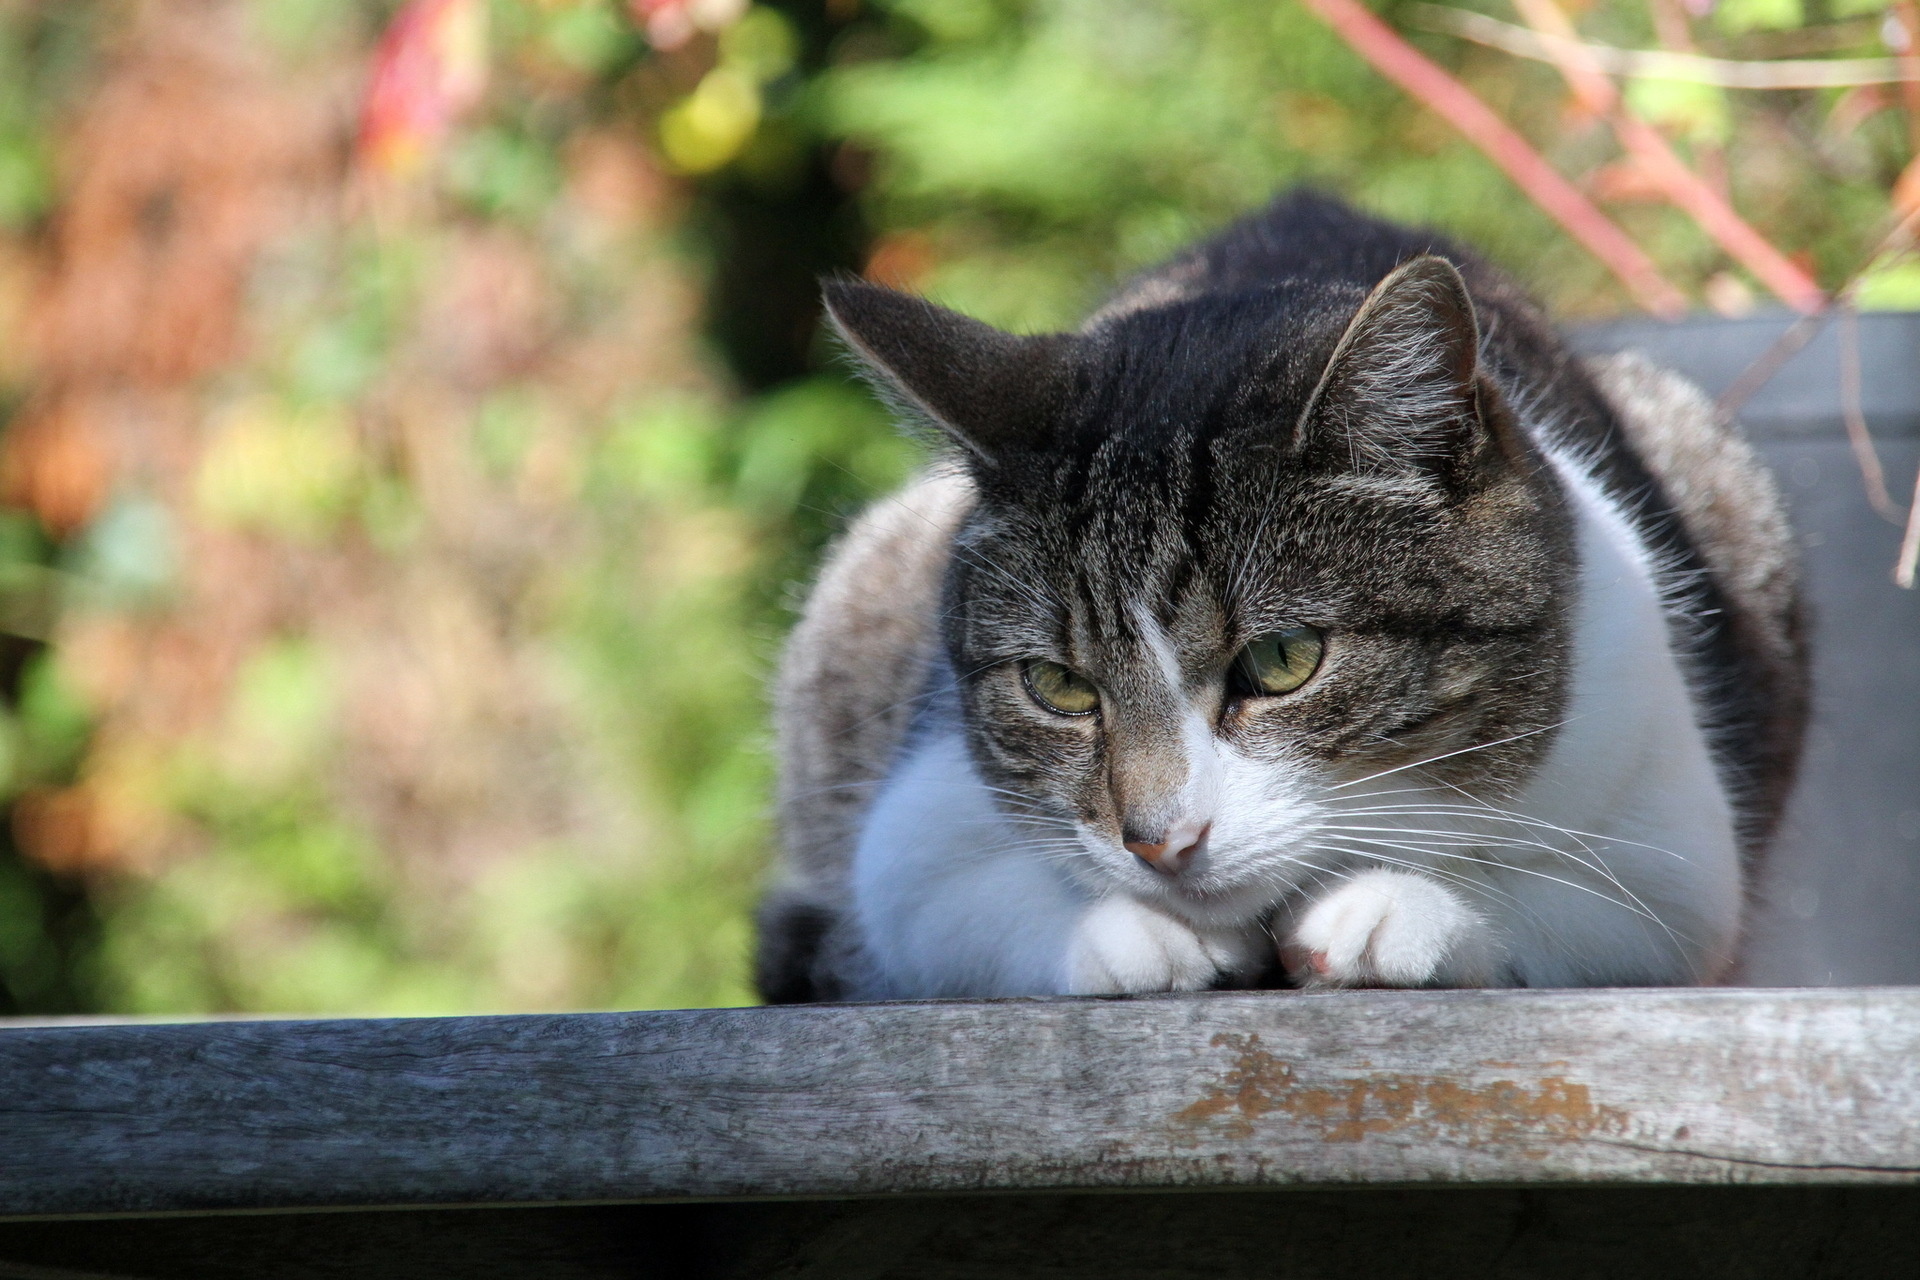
top-left (1064, 895), bottom-right (1221, 994)
top-left (1284, 870), bottom-right (1495, 988)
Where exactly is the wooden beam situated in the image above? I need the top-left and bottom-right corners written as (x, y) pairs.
top-left (4, 987), bottom-right (1919, 1219)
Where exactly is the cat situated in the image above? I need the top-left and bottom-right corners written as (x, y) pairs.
top-left (756, 191), bottom-right (1806, 1002)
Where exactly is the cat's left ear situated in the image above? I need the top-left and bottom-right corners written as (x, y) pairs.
top-left (821, 280), bottom-right (1065, 465)
top-left (1297, 255), bottom-right (1520, 494)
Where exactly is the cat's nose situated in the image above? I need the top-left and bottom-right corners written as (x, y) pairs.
top-left (1125, 822), bottom-right (1211, 876)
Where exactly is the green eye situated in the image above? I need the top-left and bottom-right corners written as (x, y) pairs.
top-left (1023, 660), bottom-right (1100, 716)
top-left (1234, 626), bottom-right (1325, 697)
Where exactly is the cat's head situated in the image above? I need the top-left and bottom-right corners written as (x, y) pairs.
top-left (826, 258), bottom-right (1575, 923)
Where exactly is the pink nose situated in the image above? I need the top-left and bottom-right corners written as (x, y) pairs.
top-left (1125, 823), bottom-right (1211, 876)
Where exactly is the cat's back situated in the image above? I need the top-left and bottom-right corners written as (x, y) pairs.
top-left (1096, 191), bottom-right (1592, 410)
top-left (1099, 188), bottom-right (1463, 313)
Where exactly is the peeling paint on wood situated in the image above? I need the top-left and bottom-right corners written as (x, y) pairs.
top-left (1173, 1032), bottom-right (1630, 1150)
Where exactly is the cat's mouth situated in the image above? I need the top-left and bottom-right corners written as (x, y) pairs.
top-left (1110, 843), bottom-right (1294, 923)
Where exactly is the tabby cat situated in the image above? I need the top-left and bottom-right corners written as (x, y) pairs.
top-left (757, 192), bottom-right (1806, 1001)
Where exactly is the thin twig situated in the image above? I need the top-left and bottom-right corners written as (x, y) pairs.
top-left (1300, 0), bottom-right (1687, 316)
top-left (1837, 302), bottom-right (1903, 523)
top-left (1639, 0), bottom-right (1730, 200)
top-left (1510, 0), bottom-right (1825, 313)
top-left (1718, 202), bottom-right (1920, 417)
top-left (1890, 0), bottom-right (1920, 154)
top-left (1727, 19), bottom-right (1890, 59)
top-left (1896, 468), bottom-right (1920, 589)
top-left (1645, 0), bottom-right (1696, 56)
top-left (1715, 312), bottom-right (1827, 419)
top-left (1415, 6), bottom-right (1910, 89)
top-left (1710, 208), bottom-right (1920, 588)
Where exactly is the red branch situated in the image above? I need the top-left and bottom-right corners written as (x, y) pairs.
top-left (1510, 0), bottom-right (1824, 314)
top-left (1302, 0), bottom-right (1687, 317)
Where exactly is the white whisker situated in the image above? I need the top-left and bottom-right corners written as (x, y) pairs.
top-left (1325, 720), bottom-right (1569, 793)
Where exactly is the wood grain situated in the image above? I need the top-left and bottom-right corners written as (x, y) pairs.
top-left (4, 987), bottom-right (1918, 1219)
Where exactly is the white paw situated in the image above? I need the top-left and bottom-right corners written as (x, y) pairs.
top-left (1282, 870), bottom-right (1496, 988)
top-left (1063, 895), bottom-right (1251, 995)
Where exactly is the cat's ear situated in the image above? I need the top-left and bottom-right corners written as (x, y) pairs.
top-left (1298, 256), bottom-right (1516, 492)
top-left (822, 280), bottom-right (1063, 465)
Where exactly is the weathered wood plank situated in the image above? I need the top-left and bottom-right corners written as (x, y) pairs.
top-left (3, 988), bottom-right (1918, 1219)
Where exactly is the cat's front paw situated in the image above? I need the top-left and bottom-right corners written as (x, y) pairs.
top-left (1064, 895), bottom-right (1247, 995)
top-left (1282, 870), bottom-right (1497, 988)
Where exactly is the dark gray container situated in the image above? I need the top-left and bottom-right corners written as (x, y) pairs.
top-left (1569, 311), bottom-right (1920, 985)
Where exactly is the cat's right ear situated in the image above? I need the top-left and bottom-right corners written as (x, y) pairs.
top-left (822, 280), bottom-right (1064, 465)
top-left (1295, 256), bottom-right (1525, 496)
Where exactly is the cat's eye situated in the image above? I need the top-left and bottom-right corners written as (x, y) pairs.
top-left (1023, 660), bottom-right (1100, 716)
top-left (1232, 626), bottom-right (1325, 697)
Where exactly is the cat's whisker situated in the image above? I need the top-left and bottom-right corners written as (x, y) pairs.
top-left (1323, 720), bottom-right (1571, 794)
top-left (1318, 832), bottom-right (1686, 947)
top-left (1008, 843), bottom-right (1097, 860)
top-left (1317, 820), bottom-right (1671, 928)
top-left (1320, 820), bottom-right (1600, 861)
top-left (1327, 799), bottom-right (1694, 865)
top-left (1320, 821), bottom-right (1635, 890)
top-left (1306, 842), bottom-right (1606, 945)
top-left (1319, 830), bottom-right (1604, 896)
top-left (1301, 841), bottom-right (1539, 922)
top-left (1297, 841), bottom-right (1663, 972)
top-left (1321, 820), bottom-right (1614, 872)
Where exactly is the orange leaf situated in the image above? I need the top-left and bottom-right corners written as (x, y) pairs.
top-left (0, 395), bottom-right (114, 536)
top-left (12, 786), bottom-right (102, 876)
top-left (1895, 154), bottom-right (1920, 221)
top-left (1586, 158), bottom-right (1664, 205)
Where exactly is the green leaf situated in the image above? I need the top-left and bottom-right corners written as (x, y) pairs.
top-left (1855, 258), bottom-right (1920, 310)
top-left (1714, 0), bottom-right (1805, 34)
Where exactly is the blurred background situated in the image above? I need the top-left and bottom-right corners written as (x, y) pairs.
top-left (0, 0), bottom-right (1916, 1016)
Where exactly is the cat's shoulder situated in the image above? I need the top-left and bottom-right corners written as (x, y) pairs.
top-left (1584, 352), bottom-right (1797, 637)
top-left (760, 466), bottom-right (973, 1001)
top-left (773, 466), bottom-right (973, 875)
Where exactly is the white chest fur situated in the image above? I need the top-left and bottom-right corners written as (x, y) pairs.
top-left (1495, 455), bottom-right (1743, 982)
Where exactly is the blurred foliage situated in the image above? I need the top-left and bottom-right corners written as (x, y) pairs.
top-left (0, 0), bottom-right (1913, 1014)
